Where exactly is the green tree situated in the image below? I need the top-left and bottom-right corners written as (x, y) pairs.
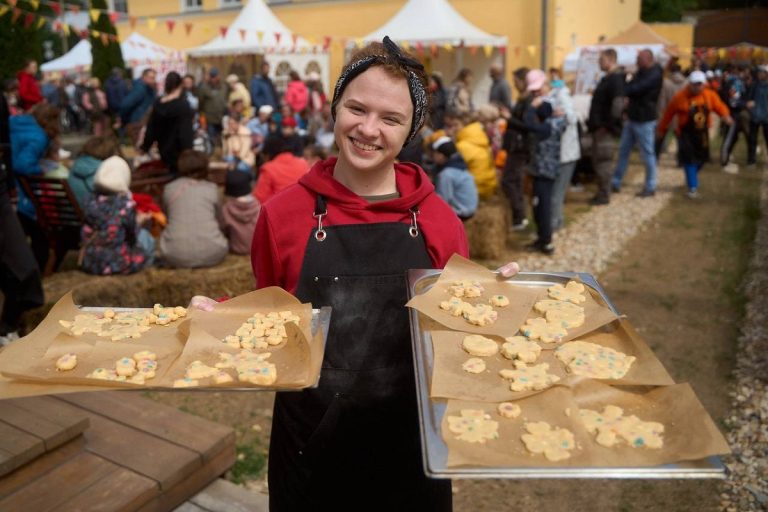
top-left (641, 0), bottom-right (700, 22)
top-left (89, 0), bottom-right (124, 83)
top-left (0, 2), bottom-right (46, 82)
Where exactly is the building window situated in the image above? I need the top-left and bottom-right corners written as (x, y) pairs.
top-left (182, 0), bottom-right (203, 12)
top-left (220, 0), bottom-right (242, 7)
top-left (110, 0), bottom-right (128, 13)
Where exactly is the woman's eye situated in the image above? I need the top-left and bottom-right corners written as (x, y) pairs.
top-left (349, 106), bottom-right (364, 114)
top-left (383, 117), bottom-right (400, 125)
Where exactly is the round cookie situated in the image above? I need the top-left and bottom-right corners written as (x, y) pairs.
top-left (461, 335), bottom-right (499, 357)
top-left (497, 402), bottom-right (522, 418)
top-left (55, 353), bottom-right (77, 371)
top-left (462, 357), bottom-right (487, 374)
top-left (489, 295), bottom-right (510, 307)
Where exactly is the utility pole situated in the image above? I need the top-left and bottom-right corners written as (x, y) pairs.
top-left (540, 0), bottom-right (548, 70)
top-left (60, 0), bottom-right (68, 52)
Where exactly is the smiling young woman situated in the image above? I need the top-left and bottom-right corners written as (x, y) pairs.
top-left (250, 38), bottom-right (467, 511)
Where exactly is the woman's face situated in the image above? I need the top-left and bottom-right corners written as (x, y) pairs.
top-left (334, 66), bottom-right (412, 175)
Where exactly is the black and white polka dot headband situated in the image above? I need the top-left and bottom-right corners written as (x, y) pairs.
top-left (331, 36), bottom-right (428, 147)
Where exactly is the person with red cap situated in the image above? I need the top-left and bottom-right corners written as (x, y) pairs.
top-left (279, 115), bottom-right (304, 156)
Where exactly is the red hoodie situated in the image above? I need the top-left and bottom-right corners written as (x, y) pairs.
top-left (251, 157), bottom-right (469, 292)
top-left (17, 71), bottom-right (42, 111)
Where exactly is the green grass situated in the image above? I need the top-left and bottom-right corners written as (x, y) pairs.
top-left (719, 192), bottom-right (761, 314)
top-left (228, 444), bottom-right (268, 484)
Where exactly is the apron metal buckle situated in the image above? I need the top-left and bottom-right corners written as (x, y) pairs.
top-left (409, 207), bottom-right (420, 238)
top-left (313, 210), bottom-right (327, 242)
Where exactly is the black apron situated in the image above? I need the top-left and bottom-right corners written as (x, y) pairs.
top-left (267, 195), bottom-right (452, 512)
top-left (679, 101), bottom-right (710, 165)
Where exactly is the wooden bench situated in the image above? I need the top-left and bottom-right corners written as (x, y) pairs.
top-left (16, 175), bottom-right (84, 276)
top-left (130, 160), bottom-right (174, 201)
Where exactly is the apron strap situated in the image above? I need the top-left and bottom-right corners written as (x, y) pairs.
top-left (313, 194), bottom-right (328, 242)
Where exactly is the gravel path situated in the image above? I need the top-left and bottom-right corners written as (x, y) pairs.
top-left (720, 169), bottom-right (768, 512)
top-left (518, 163), bottom-right (680, 274)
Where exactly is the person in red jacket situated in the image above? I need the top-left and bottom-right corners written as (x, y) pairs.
top-left (17, 59), bottom-right (43, 111)
top-left (252, 135), bottom-right (309, 204)
top-left (283, 69), bottom-right (309, 116)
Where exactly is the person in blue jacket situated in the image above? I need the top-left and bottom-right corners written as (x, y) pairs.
top-left (119, 68), bottom-right (157, 126)
top-left (9, 103), bottom-right (61, 271)
top-left (430, 135), bottom-right (478, 220)
top-left (105, 67), bottom-right (128, 116)
top-left (249, 61), bottom-right (279, 113)
top-left (68, 135), bottom-right (122, 208)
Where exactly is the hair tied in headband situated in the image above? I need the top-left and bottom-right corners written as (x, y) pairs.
top-left (331, 36), bottom-right (428, 148)
top-left (383, 36), bottom-right (425, 72)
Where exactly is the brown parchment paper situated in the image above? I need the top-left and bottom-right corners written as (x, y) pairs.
top-left (443, 381), bottom-right (730, 468)
top-left (429, 319), bottom-right (674, 402)
top-left (0, 287), bottom-right (323, 393)
top-left (405, 255), bottom-right (542, 337)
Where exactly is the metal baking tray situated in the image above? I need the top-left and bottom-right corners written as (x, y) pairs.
top-left (407, 269), bottom-right (726, 479)
top-left (80, 306), bottom-right (331, 392)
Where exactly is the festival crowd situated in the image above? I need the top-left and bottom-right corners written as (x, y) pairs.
top-left (1, 51), bottom-right (767, 344)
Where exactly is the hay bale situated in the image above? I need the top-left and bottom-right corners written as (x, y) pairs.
top-left (465, 194), bottom-right (510, 261)
top-left (21, 255), bottom-right (255, 332)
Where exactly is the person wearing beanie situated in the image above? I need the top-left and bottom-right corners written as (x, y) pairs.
top-left (431, 136), bottom-right (478, 220)
top-left (247, 105), bottom-right (275, 152)
top-left (220, 170), bottom-right (261, 255)
top-left (253, 135), bottom-right (309, 204)
top-left (226, 74), bottom-right (253, 119)
top-left (279, 114), bottom-right (305, 156)
top-left (79, 156), bottom-right (155, 275)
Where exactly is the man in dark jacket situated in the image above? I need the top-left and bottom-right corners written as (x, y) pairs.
top-left (249, 61), bottom-right (279, 113)
top-left (611, 49), bottom-right (663, 197)
top-left (587, 48), bottom-right (625, 205)
top-left (489, 63), bottom-right (513, 114)
top-left (105, 67), bottom-right (128, 116)
top-left (197, 68), bottom-right (228, 145)
top-left (119, 68), bottom-right (157, 125)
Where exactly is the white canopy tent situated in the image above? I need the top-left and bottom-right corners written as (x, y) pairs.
top-left (186, 0), bottom-right (329, 94)
top-left (41, 39), bottom-right (92, 74)
top-left (357, 0), bottom-right (508, 108)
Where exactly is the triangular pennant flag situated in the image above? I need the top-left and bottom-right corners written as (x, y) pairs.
top-left (483, 44), bottom-right (493, 57)
top-left (11, 7), bottom-right (22, 23)
top-left (36, 16), bottom-right (45, 29)
top-left (430, 43), bottom-right (438, 57)
top-left (415, 41), bottom-right (424, 55)
top-left (527, 45), bottom-right (537, 57)
top-left (184, 22), bottom-right (193, 36)
top-left (306, 36), bottom-right (316, 45)
top-left (356, 37), bottom-right (364, 49)
top-left (0, 6), bottom-right (8, 17)
top-left (274, 32), bottom-right (282, 43)
top-left (23, 13), bottom-right (35, 28)
top-left (292, 33), bottom-right (298, 46)
top-left (29, 0), bottom-right (39, 11)
top-left (109, 12), bottom-right (119, 24)
top-left (166, 19), bottom-right (175, 33)
top-left (256, 30), bottom-right (264, 42)
top-left (50, 3), bottom-right (60, 15)
top-left (239, 28), bottom-right (246, 41)
top-left (468, 46), bottom-right (478, 56)
top-left (443, 43), bottom-right (453, 52)
top-left (401, 41), bottom-right (410, 51)
top-left (129, 16), bottom-right (137, 29)
top-left (323, 35), bottom-right (331, 50)
top-left (7, 0), bottom-right (17, 7)
top-left (91, 29), bottom-right (100, 37)
top-left (101, 33), bottom-right (109, 46)
top-left (219, 26), bottom-right (228, 38)
top-left (203, 26), bottom-right (212, 34)
top-left (498, 45), bottom-right (507, 55)
top-left (61, 23), bottom-right (69, 36)
top-left (514, 46), bottom-right (521, 57)
top-left (89, 9), bottom-right (100, 23)
top-left (147, 18), bottom-right (157, 30)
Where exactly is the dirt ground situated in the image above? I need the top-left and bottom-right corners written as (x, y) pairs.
top-left (144, 155), bottom-right (760, 510)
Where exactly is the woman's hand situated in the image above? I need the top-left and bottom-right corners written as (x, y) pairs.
top-left (497, 262), bottom-right (520, 278)
top-left (189, 295), bottom-right (217, 312)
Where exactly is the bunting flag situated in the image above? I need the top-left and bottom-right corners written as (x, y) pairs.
top-left (430, 43), bottom-right (438, 58)
top-left (184, 22), bottom-right (193, 36)
top-left (527, 45), bottom-right (537, 57)
top-left (401, 41), bottom-right (410, 51)
top-left (23, 12), bottom-right (34, 27)
top-left (514, 47), bottom-right (521, 57)
top-left (129, 16), bottom-right (137, 29)
top-left (483, 44), bottom-right (493, 57)
top-left (166, 19), bottom-right (175, 33)
top-left (239, 28), bottom-right (246, 41)
top-left (11, 7), bottom-right (21, 23)
top-left (36, 16), bottom-right (45, 28)
top-left (498, 45), bottom-right (506, 55)
top-left (29, 0), bottom-right (39, 10)
top-left (147, 18), bottom-right (157, 30)
top-left (89, 8), bottom-right (99, 22)
top-left (50, 3), bottom-right (60, 15)
top-left (219, 26), bottom-right (228, 38)
top-left (291, 33), bottom-right (298, 46)
top-left (443, 43), bottom-right (453, 52)
top-left (468, 45), bottom-right (478, 56)
top-left (415, 41), bottom-right (424, 55)
top-left (109, 11), bottom-right (119, 24)
top-left (322, 35), bottom-right (331, 50)
top-left (256, 30), bottom-right (264, 42)
top-left (0, 6), bottom-right (8, 17)
top-left (61, 22), bottom-right (69, 35)
top-left (274, 31), bottom-right (281, 43)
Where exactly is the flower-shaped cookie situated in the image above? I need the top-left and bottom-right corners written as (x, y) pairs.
top-left (533, 299), bottom-right (585, 316)
top-left (465, 304), bottom-right (498, 326)
top-left (579, 405), bottom-right (664, 449)
top-left (545, 308), bottom-right (585, 329)
top-left (499, 361), bottom-right (560, 392)
top-left (501, 336), bottom-right (542, 363)
top-left (548, 281), bottom-right (586, 304)
top-left (519, 317), bottom-right (567, 343)
top-left (555, 341), bottom-right (636, 379)
top-left (185, 360), bottom-right (218, 380)
top-left (449, 280), bottom-right (485, 298)
top-left (446, 409), bottom-right (499, 443)
top-left (521, 421), bottom-right (576, 461)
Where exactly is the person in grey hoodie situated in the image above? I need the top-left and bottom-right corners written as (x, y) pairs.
top-left (655, 62), bottom-right (687, 159)
top-left (220, 170), bottom-right (261, 255)
top-left (68, 135), bottom-right (121, 208)
top-left (430, 136), bottom-right (478, 221)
